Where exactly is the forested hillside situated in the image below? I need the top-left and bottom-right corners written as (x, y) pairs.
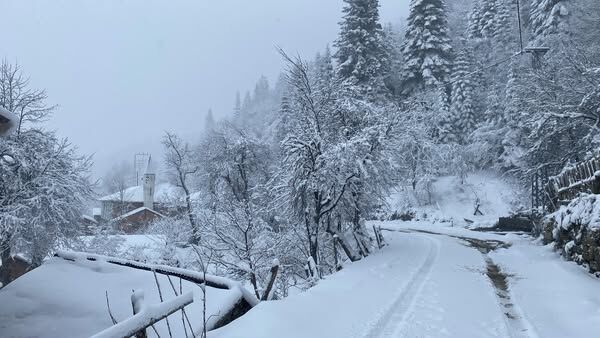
top-left (156, 0), bottom-right (600, 295)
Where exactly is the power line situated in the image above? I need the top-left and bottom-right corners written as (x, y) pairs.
top-left (446, 51), bottom-right (523, 86)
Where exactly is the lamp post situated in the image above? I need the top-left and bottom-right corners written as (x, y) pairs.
top-left (0, 106), bottom-right (16, 137)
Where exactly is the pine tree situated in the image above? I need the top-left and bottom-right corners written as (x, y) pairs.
top-left (383, 23), bottom-right (404, 96)
top-left (504, 57), bottom-right (530, 126)
top-left (530, 0), bottom-right (570, 41)
top-left (205, 108), bottom-right (215, 133)
top-left (334, 0), bottom-right (389, 92)
top-left (234, 91), bottom-right (241, 118)
top-left (468, 0), bottom-right (484, 40)
top-left (468, 0), bottom-right (513, 44)
top-left (315, 46), bottom-right (335, 88)
top-left (402, 0), bottom-right (453, 94)
top-left (449, 49), bottom-right (477, 144)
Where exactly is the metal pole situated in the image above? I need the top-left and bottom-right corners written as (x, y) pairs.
top-left (516, 0), bottom-right (524, 53)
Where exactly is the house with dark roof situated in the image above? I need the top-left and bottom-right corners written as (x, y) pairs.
top-left (98, 171), bottom-right (184, 232)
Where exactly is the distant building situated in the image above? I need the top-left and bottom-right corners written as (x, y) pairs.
top-left (96, 156), bottom-right (198, 233)
top-left (98, 177), bottom-right (184, 233)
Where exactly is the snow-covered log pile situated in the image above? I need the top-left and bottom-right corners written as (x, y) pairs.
top-left (542, 194), bottom-right (600, 275)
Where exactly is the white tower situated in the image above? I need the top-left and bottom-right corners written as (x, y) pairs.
top-left (142, 173), bottom-right (156, 210)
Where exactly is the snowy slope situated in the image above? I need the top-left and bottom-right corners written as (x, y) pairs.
top-left (491, 236), bottom-right (600, 338)
top-left (387, 171), bottom-right (526, 228)
top-left (0, 257), bottom-right (242, 338)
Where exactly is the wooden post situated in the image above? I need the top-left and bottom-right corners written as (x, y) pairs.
top-left (131, 290), bottom-right (147, 338)
top-left (261, 260), bottom-right (280, 301)
top-left (373, 225), bottom-right (382, 249)
top-left (332, 235), bottom-right (342, 271)
top-left (593, 171), bottom-right (600, 195)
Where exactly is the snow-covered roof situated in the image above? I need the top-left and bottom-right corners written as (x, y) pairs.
top-left (99, 183), bottom-right (183, 203)
top-left (112, 207), bottom-right (166, 222)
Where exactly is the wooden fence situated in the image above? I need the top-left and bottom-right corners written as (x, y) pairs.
top-left (544, 157), bottom-right (600, 211)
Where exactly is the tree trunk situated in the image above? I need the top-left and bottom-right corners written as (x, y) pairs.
top-left (261, 262), bottom-right (279, 301)
top-left (0, 239), bottom-right (12, 287)
top-left (593, 172), bottom-right (600, 194)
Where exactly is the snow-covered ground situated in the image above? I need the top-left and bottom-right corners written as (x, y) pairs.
top-left (3, 171), bottom-right (599, 338)
top-left (0, 256), bottom-right (243, 338)
top-left (387, 172), bottom-right (526, 228)
top-left (211, 222), bottom-right (600, 338)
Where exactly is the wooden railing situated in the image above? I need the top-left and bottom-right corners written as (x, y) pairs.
top-left (545, 157), bottom-right (600, 211)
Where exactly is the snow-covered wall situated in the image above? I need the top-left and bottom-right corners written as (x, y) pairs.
top-left (543, 193), bottom-right (600, 275)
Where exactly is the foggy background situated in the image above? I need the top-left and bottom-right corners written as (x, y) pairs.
top-left (0, 0), bottom-right (409, 179)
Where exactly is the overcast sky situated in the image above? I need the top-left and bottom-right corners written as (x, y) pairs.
top-left (0, 0), bottom-right (409, 178)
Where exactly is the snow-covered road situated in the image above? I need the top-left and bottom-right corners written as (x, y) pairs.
top-left (210, 224), bottom-right (600, 338)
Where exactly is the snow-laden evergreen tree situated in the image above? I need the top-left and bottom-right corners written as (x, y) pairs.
top-left (402, 0), bottom-right (453, 94)
top-left (530, 0), bottom-right (570, 41)
top-left (468, 0), bottom-right (514, 46)
top-left (334, 0), bottom-right (390, 94)
top-left (449, 49), bottom-right (477, 144)
top-left (383, 23), bottom-right (404, 96)
top-left (233, 91), bottom-right (241, 119)
top-left (315, 46), bottom-right (335, 89)
top-left (468, 0), bottom-right (484, 39)
top-left (205, 108), bottom-right (215, 133)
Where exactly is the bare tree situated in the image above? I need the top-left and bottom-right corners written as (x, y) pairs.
top-left (197, 123), bottom-right (279, 299)
top-left (0, 61), bottom-right (93, 286)
top-left (0, 60), bottom-right (55, 136)
top-left (102, 160), bottom-right (134, 217)
top-left (162, 132), bottom-right (200, 243)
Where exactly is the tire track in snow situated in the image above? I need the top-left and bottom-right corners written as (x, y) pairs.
top-left (459, 237), bottom-right (539, 338)
top-left (484, 257), bottom-right (539, 338)
top-left (363, 235), bottom-right (440, 338)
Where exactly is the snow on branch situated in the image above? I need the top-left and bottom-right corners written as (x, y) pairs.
top-left (54, 250), bottom-right (259, 306)
top-left (90, 292), bottom-right (193, 338)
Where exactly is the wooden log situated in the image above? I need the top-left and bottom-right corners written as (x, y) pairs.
top-left (91, 292), bottom-right (193, 338)
top-left (261, 260), bottom-right (280, 301)
top-left (131, 290), bottom-right (147, 338)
